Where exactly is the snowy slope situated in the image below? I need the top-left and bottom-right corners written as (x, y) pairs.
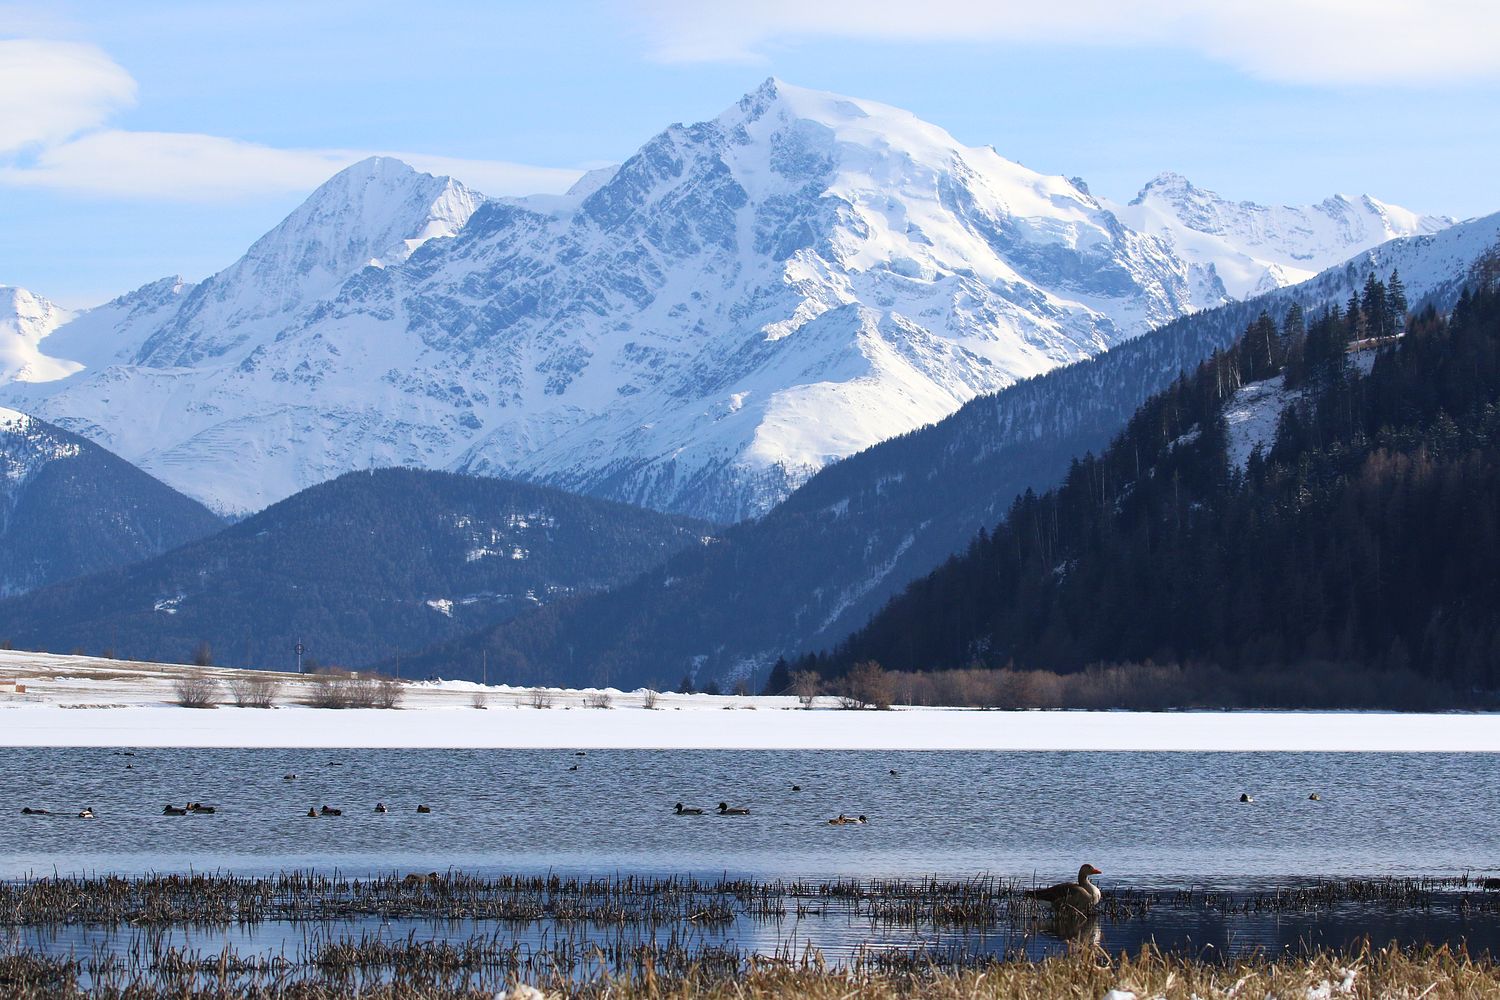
top-left (131, 156), bottom-right (483, 368)
top-left (3, 81), bottom-right (1219, 518)
top-left (0, 287), bottom-right (77, 383)
top-left (1108, 173), bottom-right (1452, 298)
top-left (0, 83), bottom-right (1459, 522)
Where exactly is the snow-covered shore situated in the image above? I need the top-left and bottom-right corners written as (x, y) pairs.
top-left (2, 649), bottom-right (1497, 751)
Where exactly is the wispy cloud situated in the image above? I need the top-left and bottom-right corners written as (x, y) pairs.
top-left (632, 0), bottom-right (1500, 86)
top-left (0, 39), bottom-right (136, 155)
top-left (0, 37), bottom-right (582, 199)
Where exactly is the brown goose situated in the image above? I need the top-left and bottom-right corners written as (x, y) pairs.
top-left (1024, 864), bottom-right (1102, 915)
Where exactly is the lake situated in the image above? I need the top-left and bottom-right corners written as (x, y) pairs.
top-left (3, 748), bottom-right (1499, 965)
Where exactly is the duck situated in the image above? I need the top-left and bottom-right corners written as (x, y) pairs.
top-left (1024, 864), bottom-right (1103, 916)
top-left (19, 807), bottom-right (50, 816)
top-left (1239, 793), bottom-right (1253, 803)
top-left (827, 814), bottom-right (851, 826)
top-left (416, 804), bottom-right (432, 814)
top-left (674, 802), bottom-right (703, 815)
top-left (374, 803), bottom-right (388, 813)
top-left (282, 773), bottom-right (298, 781)
top-left (162, 805), bottom-right (188, 816)
top-left (888, 769), bottom-right (900, 777)
top-left (187, 802), bottom-right (215, 815)
top-left (78, 808), bottom-right (95, 819)
top-left (306, 808), bottom-right (319, 818)
top-left (320, 805), bottom-right (342, 816)
top-left (717, 802), bottom-right (750, 815)
top-left (1308, 793), bottom-right (1321, 801)
top-left (790, 784), bottom-right (801, 792)
top-left (568, 764), bottom-right (579, 771)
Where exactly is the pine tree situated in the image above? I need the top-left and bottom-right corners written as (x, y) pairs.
top-left (1387, 269), bottom-right (1408, 329)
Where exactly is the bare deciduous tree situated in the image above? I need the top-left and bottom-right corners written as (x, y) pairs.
top-left (791, 670), bottom-right (821, 709)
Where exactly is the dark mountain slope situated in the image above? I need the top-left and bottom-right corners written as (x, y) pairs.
top-left (824, 268), bottom-right (1500, 696)
top-left (0, 408), bottom-right (224, 596)
top-left (0, 468), bottom-right (709, 669)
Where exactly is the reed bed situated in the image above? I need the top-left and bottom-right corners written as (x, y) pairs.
top-left (3, 870), bottom-right (1495, 929)
top-left (4, 940), bottom-right (1500, 999)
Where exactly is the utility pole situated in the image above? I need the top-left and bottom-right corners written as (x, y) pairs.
top-left (482, 649), bottom-right (487, 687)
top-left (295, 640), bottom-right (304, 674)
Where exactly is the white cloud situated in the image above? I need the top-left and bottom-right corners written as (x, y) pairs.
top-left (0, 37), bottom-right (581, 199)
top-left (0, 38), bottom-right (136, 155)
top-left (632, 0), bottom-right (1500, 85)
top-left (0, 129), bottom-right (582, 200)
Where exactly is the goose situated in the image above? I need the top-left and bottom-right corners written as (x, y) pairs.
top-left (77, 808), bottom-right (95, 819)
top-left (320, 805), bottom-right (342, 816)
top-left (162, 805), bottom-right (188, 816)
top-left (1024, 864), bottom-right (1103, 915)
top-left (416, 804), bottom-right (432, 814)
top-left (374, 803), bottom-right (388, 813)
top-left (674, 802), bottom-right (703, 815)
top-left (717, 802), bottom-right (750, 815)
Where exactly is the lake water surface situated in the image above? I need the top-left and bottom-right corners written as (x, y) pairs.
top-left (3, 748), bottom-right (1499, 964)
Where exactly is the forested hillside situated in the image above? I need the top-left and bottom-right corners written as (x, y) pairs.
top-left (820, 258), bottom-right (1500, 701)
top-left (0, 468), bottom-right (708, 670)
top-left (0, 409), bottom-right (224, 596)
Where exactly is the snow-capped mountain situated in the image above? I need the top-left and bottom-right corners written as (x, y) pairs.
top-left (132, 156), bottom-right (483, 368)
top-left (0, 287), bottom-right (77, 383)
top-left (1108, 172), bottom-right (1451, 298)
top-left (1, 81), bottom-right (1455, 522)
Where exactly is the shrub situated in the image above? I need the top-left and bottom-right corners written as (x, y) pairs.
top-left (373, 674), bottom-right (404, 709)
top-left (470, 690), bottom-right (489, 709)
top-left (528, 688), bottom-right (554, 709)
top-left (791, 671), bottom-right (821, 709)
top-left (641, 689), bottom-right (659, 709)
top-left (173, 674), bottom-right (220, 708)
top-left (583, 692), bottom-right (613, 709)
top-left (305, 668), bottom-right (360, 709)
top-left (228, 671), bottom-right (282, 708)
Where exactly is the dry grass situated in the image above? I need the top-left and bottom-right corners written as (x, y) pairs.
top-left (2, 941), bottom-right (1499, 999)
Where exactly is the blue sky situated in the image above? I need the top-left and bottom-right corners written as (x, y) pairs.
top-left (3, 0), bottom-right (1498, 307)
